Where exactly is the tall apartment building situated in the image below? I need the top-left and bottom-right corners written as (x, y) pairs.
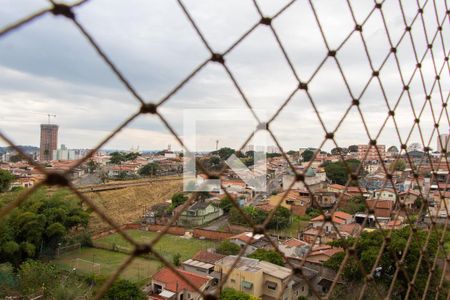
top-left (39, 124), bottom-right (58, 161)
top-left (358, 144), bottom-right (386, 162)
top-left (437, 133), bottom-right (449, 152)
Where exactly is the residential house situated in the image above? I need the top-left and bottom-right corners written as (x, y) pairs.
top-left (310, 211), bottom-right (353, 234)
top-left (182, 250), bottom-right (225, 276)
top-left (354, 200), bottom-right (393, 225)
top-left (176, 201), bottom-right (223, 227)
top-left (214, 256), bottom-right (306, 300)
top-left (228, 232), bottom-right (273, 255)
top-left (269, 190), bottom-right (310, 216)
top-left (370, 188), bottom-right (397, 201)
top-left (306, 245), bottom-right (343, 264)
top-left (398, 190), bottom-right (421, 210)
top-left (148, 267), bottom-right (213, 300)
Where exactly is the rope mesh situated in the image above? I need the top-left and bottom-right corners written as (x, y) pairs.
top-left (0, 0), bottom-right (449, 299)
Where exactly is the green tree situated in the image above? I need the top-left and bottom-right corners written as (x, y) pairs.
top-left (86, 159), bottom-right (99, 173)
top-left (331, 147), bottom-right (348, 155)
top-left (325, 228), bottom-right (446, 298)
top-left (138, 162), bottom-right (159, 176)
top-left (325, 159), bottom-right (361, 185)
top-left (301, 149), bottom-right (314, 162)
top-left (348, 145), bottom-right (358, 153)
top-left (216, 240), bottom-right (240, 255)
top-left (109, 152), bottom-right (139, 165)
top-left (173, 253), bottom-right (181, 267)
top-left (171, 193), bottom-right (187, 208)
top-left (102, 279), bottom-right (145, 300)
top-left (219, 196), bottom-right (234, 213)
top-left (248, 249), bottom-right (284, 266)
top-left (390, 159), bottom-right (406, 171)
top-left (341, 195), bottom-right (366, 215)
top-left (18, 260), bottom-right (57, 296)
top-left (9, 154), bottom-right (22, 163)
top-left (0, 169), bottom-right (15, 192)
top-left (267, 206), bottom-right (291, 229)
top-left (221, 288), bottom-right (259, 300)
top-left (213, 147), bottom-right (235, 160)
top-left (0, 188), bottom-right (89, 265)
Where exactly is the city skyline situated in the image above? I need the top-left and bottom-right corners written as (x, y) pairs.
top-left (1, 1), bottom-right (448, 151)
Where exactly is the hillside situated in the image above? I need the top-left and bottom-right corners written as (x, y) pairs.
top-left (83, 178), bottom-right (182, 233)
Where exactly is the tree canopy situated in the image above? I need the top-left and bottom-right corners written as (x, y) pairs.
top-left (109, 152), bottom-right (139, 164)
top-left (324, 159), bottom-right (361, 185)
top-left (348, 145), bottom-right (358, 153)
top-left (389, 159), bottom-right (406, 171)
top-left (248, 249), bottom-right (284, 266)
top-left (0, 169), bottom-right (15, 192)
top-left (324, 228), bottom-right (448, 299)
top-left (331, 147), bottom-right (348, 155)
top-left (170, 192), bottom-right (187, 208)
top-left (229, 206), bottom-right (291, 229)
top-left (212, 147), bottom-right (235, 160)
top-left (103, 279), bottom-right (145, 300)
top-left (138, 162), bottom-right (159, 176)
top-left (0, 188), bottom-right (89, 265)
top-left (301, 149), bottom-right (314, 162)
top-left (221, 288), bottom-right (259, 300)
top-left (216, 240), bottom-right (240, 255)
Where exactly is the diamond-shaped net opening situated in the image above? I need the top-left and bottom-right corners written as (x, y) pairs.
top-left (0, 0), bottom-right (449, 299)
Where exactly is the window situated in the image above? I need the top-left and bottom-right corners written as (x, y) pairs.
top-left (231, 279), bottom-right (235, 283)
top-left (242, 281), bottom-right (253, 290)
top-left (266, 281), bottom-right (277, 290)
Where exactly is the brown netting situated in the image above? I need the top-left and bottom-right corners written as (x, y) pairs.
top-left (0, 0), bottom-right (449, 299)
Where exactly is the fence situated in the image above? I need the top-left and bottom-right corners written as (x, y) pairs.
top-left (0, 0), bottom-right (449, 300)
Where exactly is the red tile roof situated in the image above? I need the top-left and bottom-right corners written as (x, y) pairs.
top-left (152, 267), bottom-right (210, 293)
top-left (311, 211), bottom-right (352, 225)
top-left (366, 200), bottom-right (393, 218)
top-left (192, 250), bottom-right (225, 264)
top-left (282, 238), bottom-right (309, 248)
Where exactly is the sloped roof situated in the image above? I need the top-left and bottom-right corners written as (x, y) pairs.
top-left (192, 250), bottom-right (225, 264)
top-left (311, 211), bottom-right (352, 225)
top-left (152, 267), bottom-right (210, 293)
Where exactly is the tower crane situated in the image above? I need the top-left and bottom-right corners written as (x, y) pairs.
top-left (29, 112), bottom-right (56, 124)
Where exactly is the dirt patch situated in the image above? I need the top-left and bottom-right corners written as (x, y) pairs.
top-left (84, 179), bottom-right (182, 233)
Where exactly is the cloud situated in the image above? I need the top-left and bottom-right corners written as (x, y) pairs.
top-left (0, 0), bottom-right (448, 151)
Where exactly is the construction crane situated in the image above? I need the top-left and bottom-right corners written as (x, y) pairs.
top-left (28, 112), bottom-right (56, 124)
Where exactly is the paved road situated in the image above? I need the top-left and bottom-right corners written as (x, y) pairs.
top-left (203, 215), bottom-right (229, 231)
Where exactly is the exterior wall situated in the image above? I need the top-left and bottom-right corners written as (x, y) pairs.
top-left (262, 273), bottom-right (290, 300)
top-left (357, 144), bottom-right (386, 162)
top-left (178, 207), bottom-right (223, 226)
top-left (216, 266), bottom-right (264, 298)
top-left (311, 221), bottom-right (335, 233)
top-left (40, 124), bottom-right (58, 161)
top-left (373, 190), bottom-right (396, 201)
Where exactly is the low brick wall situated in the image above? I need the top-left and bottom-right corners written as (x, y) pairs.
top-left (147, 224), bottom-right (187, 236)
top-left (91, 223), bottom-right (141, 240)
top-left (193, 228), bottom-right (234, 240)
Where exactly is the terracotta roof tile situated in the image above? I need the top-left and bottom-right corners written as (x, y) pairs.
top-left (152, 267), bottom-right (210, 293)
top-left (192, 250), bottom-right (225, 264)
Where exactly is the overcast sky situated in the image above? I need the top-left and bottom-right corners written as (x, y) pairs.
top-left (0, 0), bottom-right (448, 152)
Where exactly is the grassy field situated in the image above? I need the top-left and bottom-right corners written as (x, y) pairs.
top-left (52, 247), bottom-right (162, 284)
top-left (94, 230), bottom-right (218, 261)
